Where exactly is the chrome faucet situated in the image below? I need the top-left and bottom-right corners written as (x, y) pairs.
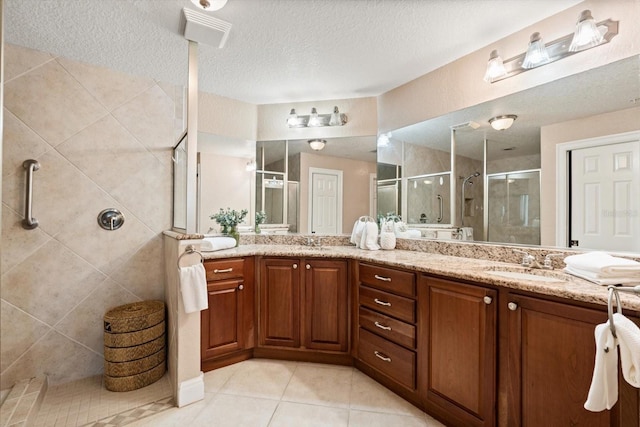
top-left (306, 237), bottom-right (322, 247)
top-left (513, 249), bottom-right (543, 269)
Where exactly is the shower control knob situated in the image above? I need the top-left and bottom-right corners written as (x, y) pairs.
top-left (508, 302), bottom-right (518, 311)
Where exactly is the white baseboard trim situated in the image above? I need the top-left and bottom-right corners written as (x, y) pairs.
top-left (177, 372), bottom-right (204, 407)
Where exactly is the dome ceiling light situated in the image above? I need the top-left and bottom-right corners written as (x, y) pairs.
top-left (489, 115), bottom-right (517, 131)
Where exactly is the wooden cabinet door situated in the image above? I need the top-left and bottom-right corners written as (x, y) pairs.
top-left (506, 294), bottom-right (615, 427)
top-left (420, 277), bottom-right (497, 427)
top-left (201, 279), bottom-right (244, 360)
top-left (303, 259), bottom-right (349, 352)
top-left (259, 258), bottom-right (301, 348)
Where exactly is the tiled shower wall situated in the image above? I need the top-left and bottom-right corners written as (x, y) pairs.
top-left (1, 44), bottom-right (184, 389)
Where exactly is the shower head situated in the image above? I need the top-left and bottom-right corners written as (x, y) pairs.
top-left (462, 172), bottom-right (482, 185)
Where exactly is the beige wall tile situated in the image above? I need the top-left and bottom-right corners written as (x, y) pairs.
top-left (1, 330), bottom-right (103, 388)
top-left (2, 108), bottom-right (51, 178)
top-left (1, 205), bottom-right (51, 275)
top-left (4, 60), bottom-right (107, 146)
top-left (55, 278), bottom-right (140, 354)
top-left (1, 240), bottom-right (106, 325)
top-left (3, 44), bottom-right (54, 82)
top-left (109, 236), bottom-right (166, 301)
top-left (57, 57), bottom-right (155, 111)
top-left (0, 301), bottom-right (51, 373)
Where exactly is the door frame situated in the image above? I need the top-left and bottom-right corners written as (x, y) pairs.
top-left (555, 130), bottom-right (640, 247)
top-left (308, 167), bottom-right (343, 234)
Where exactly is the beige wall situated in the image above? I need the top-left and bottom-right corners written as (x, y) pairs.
top-left (1, 44), bottom-right (182, 387)
top-left (257, 97), bottom-right (378, 141)
top-left (540, 105), bottom-right (640, 246)
top-left (199, 91), bottom-right (257, 141)
top-left (297, 153), bottom-right (376, 234)
top-left (379, 1), bottom-right (640, 132)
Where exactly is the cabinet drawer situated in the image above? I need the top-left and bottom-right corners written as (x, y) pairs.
top-left (204, 258), bottom-right (244, 281)
top-left (359, 306), bottom-right (415, 349)
top-left (358, 328), bottom-right (416, 390)
top-left (360, 285), bottom-right (416, 323)
top-left (359, 263), bottom-right (415, 297)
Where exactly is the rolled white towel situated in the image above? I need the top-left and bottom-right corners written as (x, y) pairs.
top-left (200, 237), bottom-right (237, 252)
top-left (564, 266), bottom-right (640, 286)
top-left (613, 313), bottom-right (640, 388)
top-left (564, 252), bottom-right (640, 277)
top-left (179, 263), bottom-right (208, 314)
top-left (584, 322), bottom-right (619, 412)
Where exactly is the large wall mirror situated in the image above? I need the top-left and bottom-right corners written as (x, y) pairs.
top-left (380, 55), bottom-right (639, 252)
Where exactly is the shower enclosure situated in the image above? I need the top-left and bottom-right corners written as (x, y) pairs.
top-left (486, 169), bottom-right (541, 245)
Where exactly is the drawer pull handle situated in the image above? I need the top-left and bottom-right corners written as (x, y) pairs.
top-left (214, 268), bottom-right (233, 274)
top-left (374, 351), bottom-right (392, 363)
top-left (374, 321), bottom-right (392, 331)
top-left (374, 274), bottom-right (392, 282)
top-left (374, 298), bottom-right (391, 307)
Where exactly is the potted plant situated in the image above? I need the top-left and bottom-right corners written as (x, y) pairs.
top-left (255, 211), bottom-right (267, 234)
top-left (210, 208), bottom-right (248, 246)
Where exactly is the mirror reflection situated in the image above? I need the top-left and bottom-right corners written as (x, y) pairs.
top-left (379, 55), bottom-right (639, 251)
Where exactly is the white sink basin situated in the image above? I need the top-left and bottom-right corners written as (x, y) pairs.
top-left (484, 270), bottom-right (566, 283)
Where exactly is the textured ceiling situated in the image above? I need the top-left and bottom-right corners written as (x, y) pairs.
top-left (5, 0), bottom-right (583, 104)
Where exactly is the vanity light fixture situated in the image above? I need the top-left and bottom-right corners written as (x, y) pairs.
top-left (484, 10), bottom-right (618, 83)
top-left (377, 132), bottom-right (392, 147)
top-left (489, 115), bottom-right (517, 131)
top-left (246, 160), bottom-right (256, 171)
top-left (308, 139), bottom-right (326, 151)
top-left (286, 106), bottom-right (347, 128)
top-left (190, 0), bottom-right (228, 11)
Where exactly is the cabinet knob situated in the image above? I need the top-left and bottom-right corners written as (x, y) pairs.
top-left (293, 264), bottom-right (298, 269)
top-left (508, 302), bottom-right (518, 311)
top-left (238, 284), bottom-right (244, 291)
top-left (306, 264), bottom-right (311, 270)
top-left (483, 296), bottom-right (493, 305)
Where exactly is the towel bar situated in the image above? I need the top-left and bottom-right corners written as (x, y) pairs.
top-left (606, 285), bottom-right (640, 338)
top-left (177, 244), bottom-right (204, 269)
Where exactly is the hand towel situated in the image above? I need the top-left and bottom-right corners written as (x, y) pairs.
top-left (200, 237), bottom-right (236, 252)
top-left (179, 263), bottom-right (208, 314)
top-left (460, 227), bottom-right (474, 241)
top-left (584, 322), bottom-right (619, 412)
top-left (613, 313), bottom-right (640, 388)
top-left (564, 266), bottom-right (640, 286)
top-left (406, 229), bottom-right (422, 238)
top-left (350, 219), bottom-right (366, 248)
top-left (361, 221), bottom-right (380, 251)
top-left (564, 252), bottom-right (640, 277)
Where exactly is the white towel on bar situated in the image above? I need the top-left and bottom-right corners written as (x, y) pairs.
top-left (179, 263), bottom-right (208, 314)
top-left (584, 322), bottom-right (619, 412)
top-left (613, 313), bottom-right (640, 388)
top-left (200, 236), bottom-right (236, 252)
top-left (564, 266), bottom-right (640, 286)
top-left (564, 252), bottom-right (640, 277)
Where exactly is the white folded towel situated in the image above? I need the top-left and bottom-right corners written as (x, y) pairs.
top-left (200, 237), bottom-right (237, 252)
top-left (564, 252), bottom-right (640, 277)
top-left (585, 322), bottom-right (619, 411)
top-left (179, 263), bottom-right (208, 314)
top-left (361, 221), bottom-right (380, 251)
top-left (460, 227), bottom-right (474, 241)
top-left (613, 313), bottom-right (640, 388)
top-left (405, 229), bottom-right (422, 238)
top-left (350, 219), bottom-right (365, 248)
top-left (564, 266), bottom-right (640, 286)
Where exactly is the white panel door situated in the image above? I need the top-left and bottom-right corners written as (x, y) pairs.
top-left (570, 140), bottom-right (640, 251)
top-left (309, 169), bottom-right (342, 234)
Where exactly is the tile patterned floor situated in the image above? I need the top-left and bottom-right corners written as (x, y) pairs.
top-left (27, 360), bottom-right (446, 427)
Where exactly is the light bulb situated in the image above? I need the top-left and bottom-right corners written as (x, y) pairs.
top-left (484, 50), bottom-right (507, 82)
top-left (329, 106), bottom-right (342, 126)
top-left (286, 108), bottom-right (298, 127)
top-left (307, 107), bottom-right (321, 127)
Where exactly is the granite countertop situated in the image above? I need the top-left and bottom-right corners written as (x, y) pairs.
top-left (193, 244), bottom-right (640, 312)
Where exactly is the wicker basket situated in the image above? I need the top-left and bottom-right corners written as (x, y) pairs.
top-left (103, 301), bottom-right (166, 391)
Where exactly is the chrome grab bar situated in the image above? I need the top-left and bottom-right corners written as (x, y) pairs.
top-left (437, 194), bottom-right (443, 223)
top-left (22, 159), bottom-right (40, 230)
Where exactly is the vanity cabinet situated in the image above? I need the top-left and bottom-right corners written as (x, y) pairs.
top-left (201, 257), bottom-right (255, 371)
top-left (419, 276), bottom-right (497, 427)
top-left (504, 293), bottom-right (626, 427)
top-left (355, 263), bottom-right (418, 395)
top-left (258, 257), bottom-right (350, 354)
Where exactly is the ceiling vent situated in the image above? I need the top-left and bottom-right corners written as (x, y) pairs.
top-left (182, 8), bottom-right (232, 48)
top-left (450, 121), bottom-right (480, 131)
